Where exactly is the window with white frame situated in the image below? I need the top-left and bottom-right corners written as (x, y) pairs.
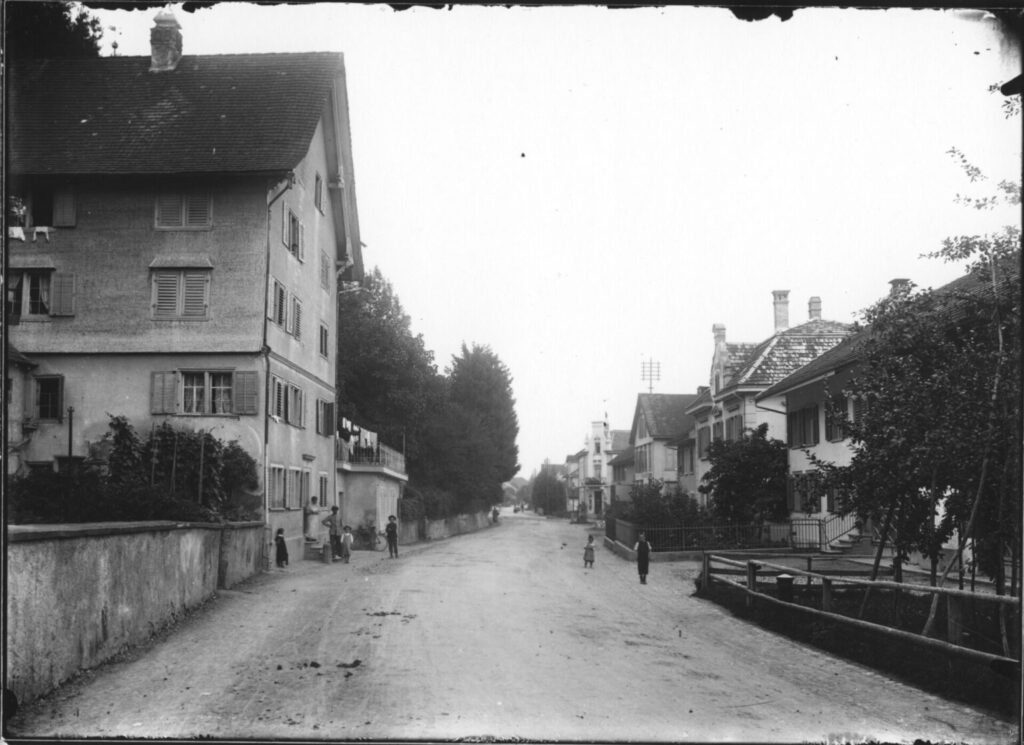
top-left (319, 323), bottom-right (330, 358)
top-left (787, 405), bottom-right (820, 448)
top-left (152, 270), bottom-right (210, 320)
top-left (36, 376), bottom-right (64, 420)
top-left (155, 192), bottom-right (212, 229)
top-left (287, 468), bottom-right (301, 508)
top-left (288, 385), bottom-right (304, 426)
top-left (269, 465), bottom-right (286, 508)
top-left (282, 205), bottom-right (305, 261)
top-left (316, 398), bottom-right (335, 436)
top-left (151, 370), bottom-right (258, 415)
top-left (6, 271), bottom-right (76, 318)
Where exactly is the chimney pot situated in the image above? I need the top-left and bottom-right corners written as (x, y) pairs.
top-left (772, 290), bottom-right (790, 332)
top-left (712, 323), bottom-right (726, 344)
top-left (150, 10), bottom-right (183, 73)
top-left (808, 296), bottom-right (822, 320)
top-left (889, 278), bottom-right (911, 297)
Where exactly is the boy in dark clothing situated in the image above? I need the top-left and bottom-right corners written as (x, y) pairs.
top-left (385, 515), bottom-right (399, 558)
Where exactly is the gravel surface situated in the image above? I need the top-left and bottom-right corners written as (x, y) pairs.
top-left (6, 509), bottom-right (1018, 743)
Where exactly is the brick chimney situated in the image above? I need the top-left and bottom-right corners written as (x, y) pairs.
top-left (712, 323), bottom-right (726, 345)
top-left (150, 10), bottom-right (182, 73)
top-left (889, 278), bottom-right (911, 297)
top-left (808, 296), bottom-right (822, 320)
top-left (772, 290), bottom-right (789, 332)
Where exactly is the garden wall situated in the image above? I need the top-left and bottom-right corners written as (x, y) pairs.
top-left (6, 520), bottom-right (265, 705)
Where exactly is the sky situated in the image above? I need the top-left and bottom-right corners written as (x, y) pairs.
top-left (86, 3), bottom-right (1022, 478)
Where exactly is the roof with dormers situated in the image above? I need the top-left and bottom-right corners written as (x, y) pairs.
top-left (7, 52), bottom-right (344, 175)
top-left (722, 319), bottom-right (854, 392)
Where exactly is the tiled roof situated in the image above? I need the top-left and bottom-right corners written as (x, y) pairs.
top-left (724, 319), bottom-right (853, 390)
top-left (758, 262), bottom-right (1021, 399)
top-left (684, 387), bottom-right (713, 415)
top-left (6, 344), bottom-right (37, 368)
top-left (634, 393), bottom-right (699, 441)
top-left (8, 53), bottom-right (343, 175)
top-left (724, 343), bottom-right (759, 382)
top-left (609, 429), bottom-right (631, 452)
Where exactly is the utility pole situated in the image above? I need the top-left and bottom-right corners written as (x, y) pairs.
top-left (641, 356), bottom-right (660, 394)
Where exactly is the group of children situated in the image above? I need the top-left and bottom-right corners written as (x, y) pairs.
top-left (274, 521), bottom-right (354, 569)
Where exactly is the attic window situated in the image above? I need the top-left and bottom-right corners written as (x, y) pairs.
top-left (155, 192), bottom-right (212, 229)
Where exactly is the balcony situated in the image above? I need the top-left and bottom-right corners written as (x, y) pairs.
top-left (335, 438), bottom-right (406, 475)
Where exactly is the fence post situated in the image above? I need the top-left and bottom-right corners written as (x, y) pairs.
top-left (746, 561), bottom-right (760, 608)
top-left (702, 552), bottom-right (712, 596)
top-left (946, 595), bottom-right (963, 645)
top-left (821, 577), bottom-right (832, 612)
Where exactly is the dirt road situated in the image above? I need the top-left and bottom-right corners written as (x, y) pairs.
top-left (6, 509), bottom-right (1017, 743)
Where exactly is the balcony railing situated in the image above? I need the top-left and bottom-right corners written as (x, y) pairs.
top-left (335, 438), bottom-right (406, 474)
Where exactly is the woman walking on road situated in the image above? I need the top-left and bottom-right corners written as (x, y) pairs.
top-left (634, 532), bottom-right (652, 584)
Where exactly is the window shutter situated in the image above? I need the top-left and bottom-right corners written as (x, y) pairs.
top-left (182, 273), bottom-right (209, 317)
top-left (320, 252), bottom-right (330, 290)
top-left (274, 379), bottom-right (284, 418)
top-left (185, 193), bottom-right (211, 227)
top-left (156, 194), bottom-right (183, 227)
top-left (298, 222), bottom-right (306, 261)
top-left (153, 272), bottom-right (180, 317)
top-left (811, 405), bottom-right (820, 444)
top-left (151, 371), bottom-right (178, 414)
top-left (325, 402), bottom-right (335, 435)
top-left (282, 202), bottom-right (289, 246)
top-left (49, 273), bottom-right (76, 316)
top-left (52, 186), bottom-right (76, 227)
top-left (292, 299), bottom-right (302, 339)
top-left (787, 412), bottom-right (797, 447)
top-left (234, 371), bottom-right (258, 415)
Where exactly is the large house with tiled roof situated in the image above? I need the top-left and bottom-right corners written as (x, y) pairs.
top-left (5, 12), bottom-right (364, 560)
top-left (685, 291), bottom-right (854, 503)
top-left (572, 420), bottom-right (630, 517)
top-left (628, 393), bottom-right (699, 495)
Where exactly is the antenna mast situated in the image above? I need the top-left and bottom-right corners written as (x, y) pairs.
top-left (640, 356), bottom-right (660, 394)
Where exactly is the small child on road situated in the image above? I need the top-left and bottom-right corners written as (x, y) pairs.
top-left (340, 525), bottom-right (354, 564)
top-left (584, 535), bottom-right (595, 568)
top-left (275, 528), bottom-right (289, 569)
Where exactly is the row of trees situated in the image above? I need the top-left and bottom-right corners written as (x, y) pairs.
top-left (336, 268), bottom-right (520, 519)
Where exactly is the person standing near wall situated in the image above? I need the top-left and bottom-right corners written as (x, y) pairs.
top-left (385, 514), bottom-right (399, 558)
top-left (321, 506), bottom-right (342, 560)
top-left (634, 531), bottom-right (652, 585)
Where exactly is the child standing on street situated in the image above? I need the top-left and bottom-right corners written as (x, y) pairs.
top-left (274, 528), bottom-right (289, 569)
top-left (583, 535), bottom-right (595, 568)
top-left (340, 525), bottom-right (354, 563)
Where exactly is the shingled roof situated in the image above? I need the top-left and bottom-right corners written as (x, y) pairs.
top-left (723, 319), bottom-right (853, 391)
top-left (609, 429), bottom-right (631, 453)
top-left (8, 52), bottom-right (344, 176)
top-left (631, 393), bottom-right (698, 443)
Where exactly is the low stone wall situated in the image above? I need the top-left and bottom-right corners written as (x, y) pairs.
top-left (422, 511), bottom-right (491, 541)
top-left (6, 520), bottom-right (265, 705)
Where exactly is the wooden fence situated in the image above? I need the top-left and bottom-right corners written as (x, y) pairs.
top-left (701, 552), bottom-right (1020, 668)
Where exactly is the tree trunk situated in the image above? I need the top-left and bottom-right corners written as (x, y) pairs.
top-left (859, 501), bottom-right (896, 620)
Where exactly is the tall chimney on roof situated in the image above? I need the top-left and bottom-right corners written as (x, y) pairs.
top-left (808, 296), bottom-right (822, 320)
top-left (772, 290), bottom-right (789, 332)
top-left (150, 10), bottom-right (182, 73)
top-left (712, 323), bottom-right (726, 345)
top-left (889, 278), bottom-right (911, 297)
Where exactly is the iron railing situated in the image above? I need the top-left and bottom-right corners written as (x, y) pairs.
top-left (335, 439), bottom-right (406, 474)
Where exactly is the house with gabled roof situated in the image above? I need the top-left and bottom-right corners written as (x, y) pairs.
top-left (628, 393), bottom-right (698, 495)
top-left (574, 420), bottom-right (630, 517)
top-left (686, 291), bottom-right (854, 506)
top-left (5, 11), bottom-right (365, 562)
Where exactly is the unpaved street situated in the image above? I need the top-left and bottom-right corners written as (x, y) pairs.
top-left (7, 509), bottom-right (1017, 743)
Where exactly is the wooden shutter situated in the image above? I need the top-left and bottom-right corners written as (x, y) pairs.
top-left (150, 371), bottom-right (178, 414)
top-left (282, 202), bottom-right (289, 246)
top-left (182, 273), bottom-right (209, 317)
top-left (320, 252), bottom-right (330, 290)
top-left (292, 298), bottom-right (302, 339)
top-left (233, 371), bottom-right (258, 415)
top-left (787, 412), bottom-right (797, 448)
top-left (52, 186), bottom-right (76, 227)
top-left (811, 405), bottom-right (820, 445)
top-left (49, 273), bottom-right (75, 316)
top-left (153, 272), bottom-right (180, 317)
top-left (156, 194), bottom-right (183, 227)
top-left (185, 193), bottom-right (211, 227)
top-left (298, 222), bottom-right (306, 261)
top-left (324, 401), bottom-right (335, 435)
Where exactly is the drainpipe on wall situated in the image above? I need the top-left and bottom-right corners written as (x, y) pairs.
top-left (262, 174), bottom-right (294, 548)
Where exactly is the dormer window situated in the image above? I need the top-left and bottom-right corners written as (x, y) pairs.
top-left (156, 192), bottom-right (212, 229)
